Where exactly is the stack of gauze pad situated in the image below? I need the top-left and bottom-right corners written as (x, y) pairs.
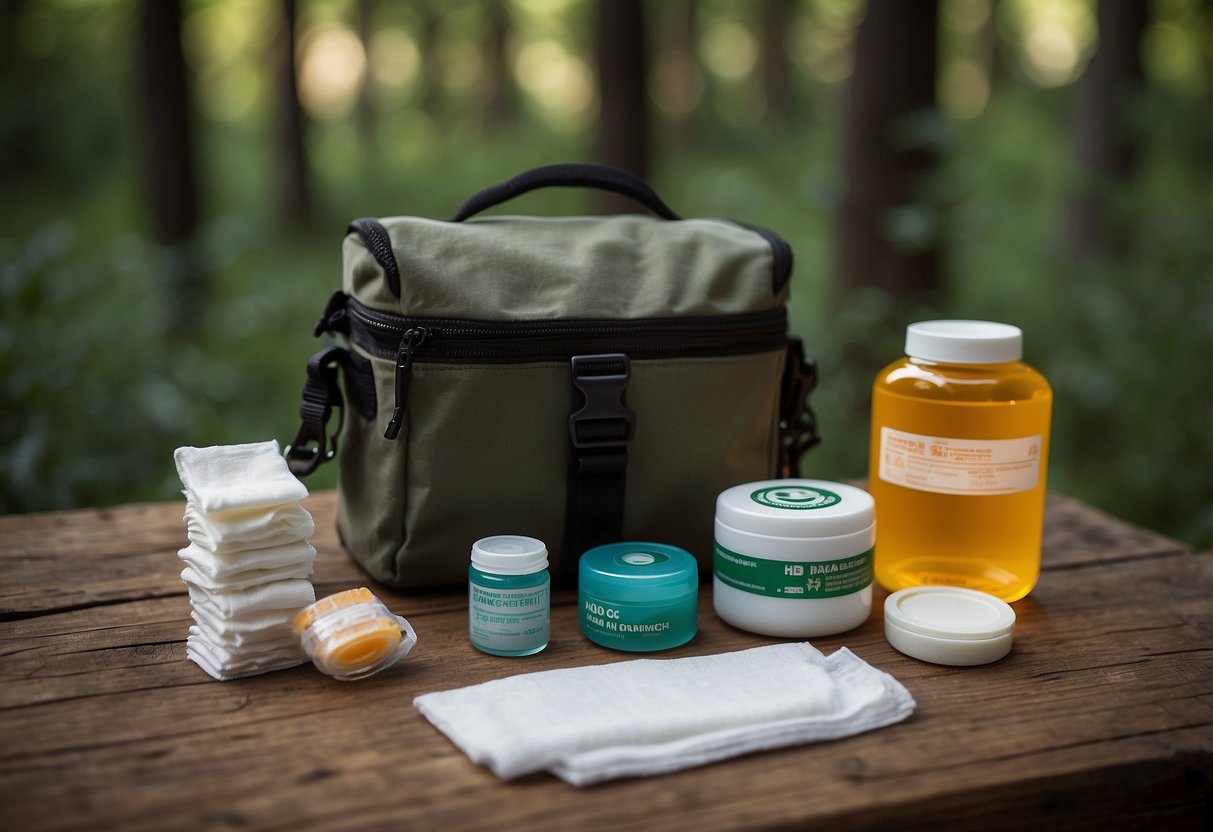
top-left (174, 441), bottom-right (318, 680)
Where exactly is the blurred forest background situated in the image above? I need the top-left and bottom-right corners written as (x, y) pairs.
top-left (1, 0), bottom-right (1210, 547)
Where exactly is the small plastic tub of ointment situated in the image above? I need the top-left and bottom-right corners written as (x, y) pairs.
top-left (578, 542), bottom-right (698, 652)
top-left (294, 587), bottom-right (417, 680)
top-left (713, 479), bottom-right (874, 637)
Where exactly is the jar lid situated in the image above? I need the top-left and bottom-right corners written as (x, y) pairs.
top-left (884, 586), bottom-right (1015, 666)
top-left (715, 479), bottom-right (874, 539)
top-left (905, 320), bottom-right (1022, 364)
top-left (471, 535), bottom-right (548, 575)
top-left (579, 542), bottom-right (698, 602)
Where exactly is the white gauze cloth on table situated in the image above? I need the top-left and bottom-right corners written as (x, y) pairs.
top-left (184, 502), bottom-right (314, 554)
top-left (413, 643), bottom-right (916, 786)
top-left (174, 441), bottom-right (308, 514)
top-left (178, 540), bottom-right (316, 585)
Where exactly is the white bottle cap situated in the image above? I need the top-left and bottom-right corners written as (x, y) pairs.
top-left (471, 535), bottom-right (548, 575)
top-left (905, 320), bottom-right (1023, 364)
top-left (884, 586), bottom-right (1015, 666)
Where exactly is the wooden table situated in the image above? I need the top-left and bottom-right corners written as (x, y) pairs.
top-left (1, 491), bottom-right (1210, 830)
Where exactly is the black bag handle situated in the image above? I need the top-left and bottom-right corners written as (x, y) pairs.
top-left (450, 163), bottom-right (683, 222)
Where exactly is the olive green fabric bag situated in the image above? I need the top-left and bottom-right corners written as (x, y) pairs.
top-left (287, 164), bottom-right (818, 588)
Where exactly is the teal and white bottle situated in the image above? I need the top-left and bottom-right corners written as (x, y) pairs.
top-left (469, 535), bottom-right (550, 657)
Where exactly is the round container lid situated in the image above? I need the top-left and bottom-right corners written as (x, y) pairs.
top-left (905, 320), bottom-right (1022, 364)
top-left (715, 479), bottom-right (874, 539)
top-left (471, 535), bottom-right (548, 575)
top-left (579, 542), bottom-right (698, 602)
top-left (884, 586), bottom-right (1016, 666)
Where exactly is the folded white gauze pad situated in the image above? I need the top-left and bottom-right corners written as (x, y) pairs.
top-left (174, 441), bottom-right (308, 514)
top-left (184, 501), bottom-right (315, 554)
top-left (413, 643), bottom-right (915, 786)
top-left (191, 611), bottom-right (300, 649)
top-left (178, 540), bottom-right (316, 583)
top-left (182, 571), bottom-right (316, 617)
top-left (186, 630), bottom-right (305, 681)
top-left (174, 440), bottom-right (316, 682)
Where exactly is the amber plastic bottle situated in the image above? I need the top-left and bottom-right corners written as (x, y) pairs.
top-left (869, 321), bottom-right (1052, 602)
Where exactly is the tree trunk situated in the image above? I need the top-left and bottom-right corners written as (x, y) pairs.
top-left (652, 0), bottom-right (701, 144)
top-left (761, 0), bottom-right (796, 122)
top-left (837, 0), bottom-right (940, 302)
top-left (595, 0), bottom-right (649, 213)
top-left (137, 0), bottom-right (198, 246)
top-left (355, 0), bottom-right (376, 152)
top-left (137, 0), bottom-right (203, 328)
top-left (418, 6), bottom-right (442, 120)
top-left (981, 0), bottom-right (1008, 92)
top-left (481, 0), bottom-right (515, 133)
top-left (277, 0), bottom-right (311, 227)
top-left (1069, 0), bottom-right (1147, 261)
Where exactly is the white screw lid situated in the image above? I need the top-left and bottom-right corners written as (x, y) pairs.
top-left (884, 586), bottom-right (1016, 666)
top-left (471, 535), bottom-right (548, 575)
top-left (905, 320), bottom-right (1023, 364)
top-left (715, 479), bottom-right (875, 539)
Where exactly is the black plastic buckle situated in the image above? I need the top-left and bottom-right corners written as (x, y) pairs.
top-left (779, 338), bottom-right (821, 477)
top-left (285, 347), bottom-right (346, 477)
top-left (569, 354), bottom-right (636, 452)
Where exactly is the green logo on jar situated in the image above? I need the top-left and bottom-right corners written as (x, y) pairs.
top-left (750, 486), bottom-right (841, 510)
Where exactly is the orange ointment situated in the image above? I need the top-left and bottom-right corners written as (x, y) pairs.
top-left (294, 587), bottom-right (416, 680)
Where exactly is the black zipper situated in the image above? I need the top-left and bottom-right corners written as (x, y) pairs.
top-left (341, 298), bottom-right (788, 440)
top-left (347, 299), bottom-right (788, 361)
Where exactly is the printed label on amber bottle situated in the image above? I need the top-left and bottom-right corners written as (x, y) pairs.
top-left (879, 427), bottom-right (1042, 496)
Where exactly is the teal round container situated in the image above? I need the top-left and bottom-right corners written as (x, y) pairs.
top-left (578, 542), bottom-right (698, 652)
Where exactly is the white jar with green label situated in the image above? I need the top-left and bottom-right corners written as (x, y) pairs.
top-left (713, 479), bottom-right (875, 637)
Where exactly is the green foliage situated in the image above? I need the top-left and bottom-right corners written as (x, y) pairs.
top-left (0, 215), bottom-right (334, 510)
top-left (1, 0), bottom-right (1210, 552)
top-left (942, 85), bottom-right (1213, 547)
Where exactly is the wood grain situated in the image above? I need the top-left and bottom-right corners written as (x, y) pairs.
top-left (0, 491), bottom-right (1209, 831)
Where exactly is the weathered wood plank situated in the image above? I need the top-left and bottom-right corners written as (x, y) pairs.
top-left (0, 686), bottom-right (1208, 832)
top-left (1, 545), bottom-right (1209, 830)
top-left (0, 492), bottom-right (1208, 831)
top-left (1041, 492), bottom-right (1189, 568)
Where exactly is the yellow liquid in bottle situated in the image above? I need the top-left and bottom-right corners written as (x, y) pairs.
top-left (869, 358), bottom-right (1052, 601)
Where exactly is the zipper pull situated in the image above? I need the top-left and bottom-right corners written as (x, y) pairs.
top-left (384, 327), bottom-right (428, 440)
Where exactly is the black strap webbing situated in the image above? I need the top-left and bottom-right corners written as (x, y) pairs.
top-left (558, 354), bottom-right (636, 585)
top-left (285, 345), bottom-right (377, 478)
top-left (778, 338), bottom-right (821, 477)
